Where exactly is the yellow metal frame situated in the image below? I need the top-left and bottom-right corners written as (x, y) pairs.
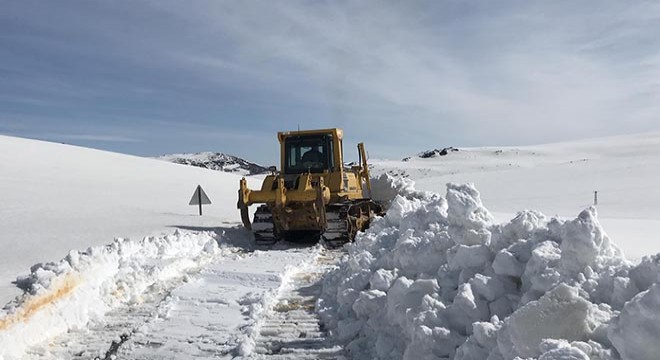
top-left (237, 128), bottom-right (372, 231)
top-left (239, 173), bottom-right (331, 209)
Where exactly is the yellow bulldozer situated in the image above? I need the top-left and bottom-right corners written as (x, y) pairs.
top-left (237, 128), bottom-right (383, 246)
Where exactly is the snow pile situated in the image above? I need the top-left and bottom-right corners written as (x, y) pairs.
top-left (608, 282), bottom-right (660, 359)
top-left (319, 178), bottom-right (660, 359)
top-left (0, 229), bottom-right (235, 359)
top-left (369, 173), bottom-right (436, 207)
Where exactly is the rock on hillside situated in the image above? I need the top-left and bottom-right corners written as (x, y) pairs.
top-left (157, 152), bottom-right (267, 175)
top-left (402, 147), bottom-right (459, 161)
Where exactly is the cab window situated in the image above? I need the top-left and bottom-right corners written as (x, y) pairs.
top-left (284, 134), bottom-right (334, 174)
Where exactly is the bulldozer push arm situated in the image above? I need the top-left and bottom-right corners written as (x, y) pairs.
top-left (238, 173), bottom-right (331, 230)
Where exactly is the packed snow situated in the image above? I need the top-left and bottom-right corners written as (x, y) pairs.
top-left (318, 174), bottom-right (660, 360)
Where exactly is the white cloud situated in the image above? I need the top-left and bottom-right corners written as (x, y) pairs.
top-left (166, 0), bottom-right (660, 148)
top-left (1, 1), bottom-right (659, 161)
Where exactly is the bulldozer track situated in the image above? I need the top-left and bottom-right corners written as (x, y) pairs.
top-left (250, 248), bottom-right (345, 359)
top-left (250, 201), bottom-right (382, 248)
top-left (253, 205), bottom-right (278, 245)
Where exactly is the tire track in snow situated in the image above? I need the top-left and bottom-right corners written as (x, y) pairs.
top-left (245, 248), bottom-right (346, 359)
top-left (24, 243), bottom-right (250, 359)
top-left (15, 227), bottom-right (252, 359)
top-left (111, 243), bottom-right (326, 359)
top-left (17, 229), bottom-right (341, 360)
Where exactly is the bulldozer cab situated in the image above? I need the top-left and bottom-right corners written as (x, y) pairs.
top-left (283, 134), bottom-right (335, 174)
top-left (279, 129), bottom-right (343, 175)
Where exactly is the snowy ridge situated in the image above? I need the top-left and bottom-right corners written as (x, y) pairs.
top-left (318, 174), bottom-right (660, 360)
top-left (157, 152), bottom-right (268, 175)
top-left (0, 229), bottom-right (230, 359)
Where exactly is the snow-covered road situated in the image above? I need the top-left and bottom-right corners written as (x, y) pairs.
top-left (1, 227), bottom-right (345, 360)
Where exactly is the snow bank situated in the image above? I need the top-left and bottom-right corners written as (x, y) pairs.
top-left (319, 176), bottom-right (660, 359)
top-left (0, 229), bottom-right (238, 359)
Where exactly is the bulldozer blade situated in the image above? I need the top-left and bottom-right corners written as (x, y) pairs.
top-left (240, 205), bottom-right (252, 230)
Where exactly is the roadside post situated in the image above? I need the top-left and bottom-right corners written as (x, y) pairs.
top-left (594, 191), bottom-right (598, 206)
top-left (189, 185), bottom-right (212, 215)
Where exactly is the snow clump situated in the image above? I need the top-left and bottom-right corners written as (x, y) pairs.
top-left (369, 173), bottom-right (437, 207)
top-left (318, 177), bottom-right (660, 360)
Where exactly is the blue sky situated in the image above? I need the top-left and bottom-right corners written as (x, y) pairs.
top-left (1, 1), bottom-right (659, 165)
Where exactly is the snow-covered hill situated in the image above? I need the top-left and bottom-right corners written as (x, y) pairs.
top-left (372, 132), bottom-right (660, 259)
top-left (0, 135), bottom-right (262, 307)
top-left (156, 152), bottom-right (268, 176)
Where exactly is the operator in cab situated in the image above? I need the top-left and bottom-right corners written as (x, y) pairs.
top-left (301, 146), bottom-right (324, 168)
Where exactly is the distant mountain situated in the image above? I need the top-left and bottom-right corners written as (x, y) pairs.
top-left (402, 147), bottom-right (459, 161)
top-left (156, 152), bottom-right (268, 175)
